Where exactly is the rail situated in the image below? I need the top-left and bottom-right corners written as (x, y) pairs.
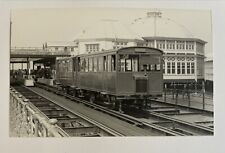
top-left (36, 83), bottom-right (214, 136)
top-left (36, 83), bottom-right (186, 136)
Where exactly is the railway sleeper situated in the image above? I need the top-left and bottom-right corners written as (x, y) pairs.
top-left (63, 126), bottom-right (100, 137)
top-left (172, 128), bottom-right (194, 136)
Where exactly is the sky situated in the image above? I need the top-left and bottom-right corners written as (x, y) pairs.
top-left (11, 8), bottom-right (212, 59)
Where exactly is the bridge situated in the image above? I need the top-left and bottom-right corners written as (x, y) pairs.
top-left (10, 47), bottom-right (71, 58)
top-left (10, 47), bottom-right (72, 71)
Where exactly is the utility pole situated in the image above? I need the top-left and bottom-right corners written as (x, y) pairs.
top-left (147, 10), bottom-right (162, 37)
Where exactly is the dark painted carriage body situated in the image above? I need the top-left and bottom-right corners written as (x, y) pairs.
top-left (56, 47), bottom-right (163, 100)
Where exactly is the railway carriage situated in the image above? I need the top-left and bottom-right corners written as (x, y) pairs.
top-left (56, 47), bottom-right (163, 111)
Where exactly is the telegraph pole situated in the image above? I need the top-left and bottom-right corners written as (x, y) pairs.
top-left (147, 10), bottom-right (162, 37)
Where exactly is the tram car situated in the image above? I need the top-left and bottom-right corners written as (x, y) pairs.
top-left (56, 47), bottom-right (163, 111)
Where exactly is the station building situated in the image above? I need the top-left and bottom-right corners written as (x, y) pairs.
top-left (43, 41), bottom-right (78, 56)
top-left (130, 11), bottom-right (206, 85)
top-left (73, 19), bottom-right (143, 55)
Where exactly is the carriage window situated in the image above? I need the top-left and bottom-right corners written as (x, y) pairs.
top-left (73, 58), bottom-right (76, 71)
top-left (80, 58), bottom-right (86, 72)
top-left (85, 58), bottom-right (88, 72)
top-left (132, 57), bottom-right (138, 72)
top-left (120, 59), bottom-right (125, 72)
top-left (156, 64), bottom-right (161, 71)
top-left (103, 56), bottom-right (107, 71)
top-left (89, 58), bottom-right (93, 72)
top-left (98, 57), bottom-right (103, 71)
top-left (125, 59), bottom-right (132, 71)
top-left (111, 55), bottom-right (116, 71)
top-left (108, 55), bottom-right (112, 72)
top-left (77, 57), bottom-right (81, 71)
top-left (141, 64), bottom-right (149, 71)
top-left (119, 55), bottom-right (139, 72)
top-left (68, 60), bottom-right (73, 72)
top-left (93, 57), bottom-right (97, 72)
top-left (150, 64), bottom-right (155, 71)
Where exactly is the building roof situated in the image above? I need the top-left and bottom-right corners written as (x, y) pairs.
top-left (130, 11), bottom-right (205, 41)
top-left (143, 36), bottom-right (207, 44)
top-left (74, 19), bottom-right (143, 41)
top-left (46, 41), bottom-right (78, 47)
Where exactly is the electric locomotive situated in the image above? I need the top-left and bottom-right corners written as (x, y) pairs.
top-left (56, 47), bottom-right (163, 111)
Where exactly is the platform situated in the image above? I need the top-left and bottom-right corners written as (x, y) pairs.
top-left (158, 92), bottom-right (213, 112)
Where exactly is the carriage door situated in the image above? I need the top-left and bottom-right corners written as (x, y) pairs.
top-left (148, 55), bottom-right (163, 94)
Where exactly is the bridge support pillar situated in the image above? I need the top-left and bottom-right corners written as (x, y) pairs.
top-left (26, 58), bottom-right (33, 75)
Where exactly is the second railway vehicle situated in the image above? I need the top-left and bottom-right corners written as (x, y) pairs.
top-left (56, 47), bottom-right (163, 111)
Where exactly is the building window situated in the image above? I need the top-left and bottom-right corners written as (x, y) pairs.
top-left (156, 40), bottom-right (165, 49)
top-left (147, 40), bottom-right (155, 47)
top-left (71, 47), bottom-right (74, 51)
top-left (85, 44), bottom-right (99, 53)
top-left (114, 41), bottom-right (128, 48)
top-left (186, 41), bottom-right (194, 50)
top-left (182, 62), bottom-right (185, 74)
top-left (187, 62), bottom-right (190, 74)
top-left (64, 47), bottom-right (67, 51)
top-left (191, 62), bottom-right (195, 74)
top-left (55, 47), bottom-right (58, 51)
top-left (176, 41), bottom-right (185, 50)
top-left (167, 62), bottom-right (171, 74)
top-left (166, 40), bottom-right (175, 50)
top-left (163, 63), bottom-right (165, 74)
top-left (172, 62), bottom-right (175, 74)
top-left (177, 62), bottom-right (181, 74)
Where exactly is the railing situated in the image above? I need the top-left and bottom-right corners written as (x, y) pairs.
top-left (11, 47), bottom-right (43, 50)
top-left (9, 87), bottom-right (69, 137)
top-left (10, 47), bottom-right (71, 57)
top-left (162, 88), bottom-right (213, 111)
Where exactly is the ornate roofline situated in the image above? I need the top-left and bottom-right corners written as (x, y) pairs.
top-left (143, 36), bottom-right (207, 44)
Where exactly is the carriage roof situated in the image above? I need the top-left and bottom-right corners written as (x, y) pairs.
top-left (77, 46), bottom-right (163, 58)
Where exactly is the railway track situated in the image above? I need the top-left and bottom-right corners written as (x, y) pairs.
top-left (11, 86), bottom-right (124, 137)
top-left (33, 83), bottom-right (213, 136)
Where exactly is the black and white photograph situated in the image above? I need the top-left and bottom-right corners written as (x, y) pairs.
top-left (9, 7), bottom-right (214, 137)
top-left (1, 1), bottom-right (225, 153)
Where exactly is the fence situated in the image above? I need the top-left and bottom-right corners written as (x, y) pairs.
top-left (163, 87), bottom-right (213, 111)
top-left (9, 87), bottom-right (68, 137)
